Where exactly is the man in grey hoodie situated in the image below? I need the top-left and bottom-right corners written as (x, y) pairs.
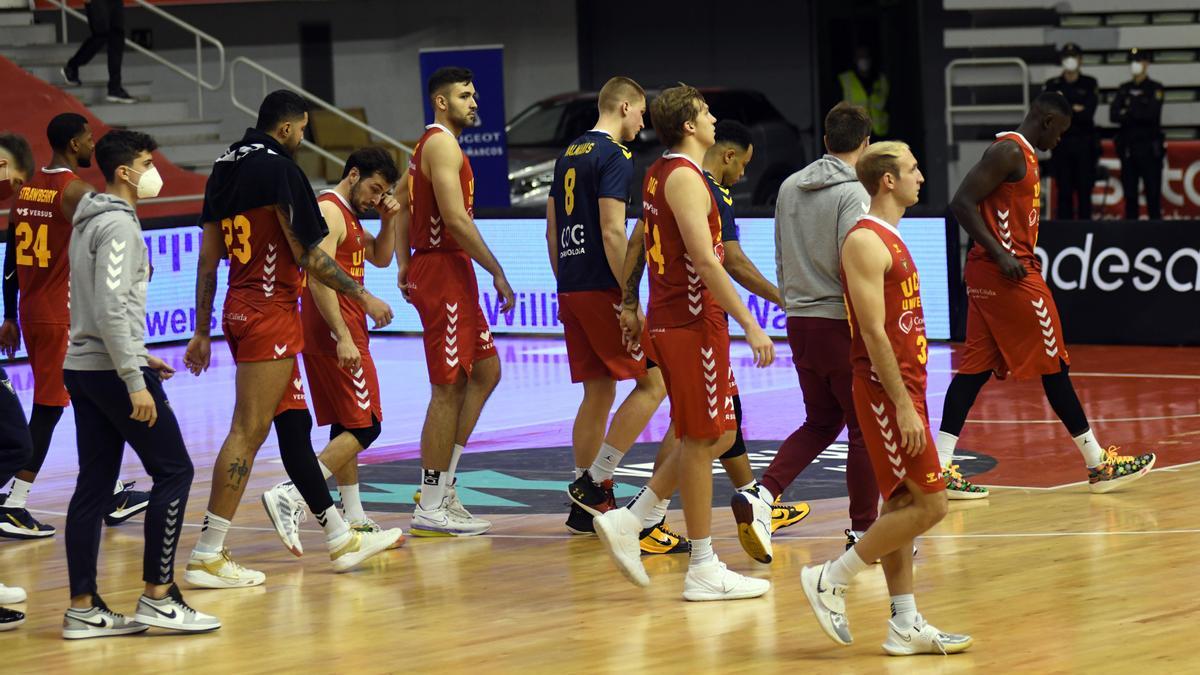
top-left (61, 129), bottom-right (219, 638)
top-left (761, 103), bottom-right (881, 548)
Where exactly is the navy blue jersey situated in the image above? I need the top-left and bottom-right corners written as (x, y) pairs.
top-left (549, 130), bottom-right (634, 292)
top-left (704, 170), bottom-right (739, 242)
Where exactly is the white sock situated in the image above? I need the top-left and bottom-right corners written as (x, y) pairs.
top-left (737, 480), bottom-right (756, 493)
top-left (447, 444), bottom-right (465, 482)
top-left (754, 482), bottom-right (774, 503)
top-left (627, 486), bottom-right (660, 526)
top-left (420, 468), bottom-right (449, 508)
top-left (647, 498), bottom-right (670, 529)
top-left (890, 594), bottom-right (918, 630)
top-left (340, 483), bottom-right (366, 522)
top-left (1073, 429), bottom-right (1104, 468)
top-left (318, 460), bottom-right (333, 481)
top-left (6, 478), bottom-right (32, 508)
top-left (827, 547), bottom-right (869, 586)
top-left (574, 467), bottom-right (587, 481)
top-left (195, 511), bottom-right (231, 555)
top-left (690, 536), bottom-right (715, 566)
top-left (316, 506), bottom-right (350, 547)
top-left (589, 443), bottom-right (624, 483)
top-left (935, 431), bottom-right (959, 469)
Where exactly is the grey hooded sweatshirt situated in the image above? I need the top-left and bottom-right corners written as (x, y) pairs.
top-left (64, 192), bottom-right (150, 393)
top-left (774, 154), bottom-right (871, 320)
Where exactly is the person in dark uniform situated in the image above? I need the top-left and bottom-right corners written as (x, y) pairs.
top-left (1044, 43), bottom-right (1099, 220)
top-left (1110, 48), bottom-right (1165, 220)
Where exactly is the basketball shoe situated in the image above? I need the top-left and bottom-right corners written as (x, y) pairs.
top-left (262, 481), bottom-right (305, 556)
top-left (184, 548), bottom-right (266, 588)
top-left (62, 595), bottom-right (149, 640)
top-left (682, 558), bottom-right (770, 602)
top-left (593, 507), bottom-right (649, 586)
top-left (942, 464), bottom-right (988, 500)
top-left (800, 561), bottom-right (852, 645)
top-left (350, 517), bottom-right (406, 549)
top-left (567, 471), bottom-right (616, 517)
top-left (0, 495), bottom-right (55, 539)
top-left (565, 503), bottom-right (595, 535)
top-left (845, 530), bottom-right (918, 560)
top-left (639, 517), bottom-right (689, 555)
top-left (330, 528), bottom-right (403, 572)
top-left (730, 485), bottom-right (774, 563)
top-left (0, 606), bottom-right (23, 632)
top-left (882, 616), bottom-right (973, 656)
top-left (771, 498), bottom-right (811, 533)
top-left (410, 497), bottom-right (490, 537)
top-left (445, 482), bottom-right (491, 532)
top-left (0, 582), bottom-right (26, 604)
top-left (134, 584), bottom-right (221, 633)
top-left (104, 480), bottom-right (151, 526)
top-left (1088, 447), bottom-right (1156, 493)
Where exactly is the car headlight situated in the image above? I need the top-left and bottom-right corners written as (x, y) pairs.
top-left (509, 160), bottom-right (557, 198)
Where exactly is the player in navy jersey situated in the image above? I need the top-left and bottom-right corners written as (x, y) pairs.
top-left (547, 77), bottom-right (688, 554)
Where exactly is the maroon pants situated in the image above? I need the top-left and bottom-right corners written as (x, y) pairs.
top-left (761, 316), bottom-right (879, 531)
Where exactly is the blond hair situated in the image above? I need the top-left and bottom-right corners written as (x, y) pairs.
top-left (855, 141), bottom-right (911, 196)
top-left (598, 76), bottom-right (645, 113)
top-left (650, 83), bottom-right (704, 149)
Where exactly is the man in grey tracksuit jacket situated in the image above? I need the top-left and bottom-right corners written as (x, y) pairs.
top-left (61, 129), bottom-right (218, 639)
top-left (758, 103), bottom-right (882, 541)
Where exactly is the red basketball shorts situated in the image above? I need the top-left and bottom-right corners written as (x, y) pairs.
top-left (559, 288), bottom-right (649, 383)
top-left (303, 351), bottom-right (382, 428)
top-left (852, 376), bottom-right (944, 500)
top-left (408, 252), bottom-right (496, 385)
top-left (650, 312), bottom-right (736, 440)
top-left (22, 321), bottom-right (70, 407)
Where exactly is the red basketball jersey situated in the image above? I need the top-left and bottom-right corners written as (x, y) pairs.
top-left (12, 167), bottom-right (80, 324)
top-left (969, 131), bottom-right (1042, 268)
top-left (643, 154), bottom-right (725, 330)
top-left (408, 124), bottom-right (474, 252)
top-left (843, 215), bottom-right (928, 397)
top-left (221, 205), bottom-right (303, 307)
top-left (301, 191), bottom-right (369, 354)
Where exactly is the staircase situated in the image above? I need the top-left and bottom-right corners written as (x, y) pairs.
top-left (0, 9), bottom-right (225, 175)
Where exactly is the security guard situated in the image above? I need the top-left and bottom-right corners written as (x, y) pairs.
top-left (839, 46), bottom-right (889, 137)
top-left (1044, 43), bottom-right (1099, 220)
top-left (1110, 48), bottom-right (1165, 220)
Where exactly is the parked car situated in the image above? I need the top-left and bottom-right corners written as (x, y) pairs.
top-left (506, 87), bottom-right (806, 209)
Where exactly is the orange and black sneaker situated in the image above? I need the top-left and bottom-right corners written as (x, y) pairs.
top-left (1088, 446), bottom-right (1155, 494)
top-left (770, 497), bottom-right (811, 533)
top-left (639, 518), bottom-right (690, 555)
top-left (567, 471), bottom-right (616, 517)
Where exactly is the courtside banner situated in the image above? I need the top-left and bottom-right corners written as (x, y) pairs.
top-left (1035, 220), bottom-right (1200, 345)
top-left (1092, 140), bottom-right (1200, 220)
top-left (418, 45), bottom-right (510, 208)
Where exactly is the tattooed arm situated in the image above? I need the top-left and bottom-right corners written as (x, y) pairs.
top-left (618, 219), bottom-right (647, 351)
top-left (184, 221), bottom-right (227, 375)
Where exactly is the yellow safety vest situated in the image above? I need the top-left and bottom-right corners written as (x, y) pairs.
top-left (839, 70), bottom-right (890, 137)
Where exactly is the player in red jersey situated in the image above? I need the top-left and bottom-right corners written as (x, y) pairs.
top-left (801, 141), bottom-right (972, 656)
top-left (262, 146), bottom-right (405, 546)
top-left (399, 67), bottom-right (514, 537)
top-left (0, 113), bottom-right (147, 541)
top-left (936, 92), bottom-right (1155, 495)
top-left (592, 85), bottom-right (775, 601)
top-left (182, 91), bottom-right (400, 587)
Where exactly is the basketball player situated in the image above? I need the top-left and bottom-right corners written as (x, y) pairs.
top-left (0, 113), bottom-right (147, 541)
top-left (545, 75), bottom-right (686, 553)
top-left (801, 141), bottom-right (972, 656)
top-left (182, 91), bottom-right (400, 587)
top-left (62, 129), bottom-right (218, 638)
top-left (936, 92), bottom-right (1155, 494)
top-left (593, 85), bottom-right (775, 601)
top-left (0, 131), bottom-right (35, 631)
top-left (401, 66), bottom-right (514, 537)
top-left (262, 146), bottom-right (405, 546)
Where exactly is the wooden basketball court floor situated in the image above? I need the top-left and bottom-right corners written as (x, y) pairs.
top-left (2, 337), bottom-right (1198, 673)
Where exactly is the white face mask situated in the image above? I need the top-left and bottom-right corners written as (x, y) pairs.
top-left (1062, 57), bottom-right (1080, 72)
top-left (125, 165), bottom-right (163, 199)
top-left (856, 58), bottom-right (871, 73)
top-left (1130, 61), bottom-right (1146, 76)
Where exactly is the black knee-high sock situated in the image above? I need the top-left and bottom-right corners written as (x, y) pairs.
top-left (21, 403), bottom-right (65, 475)
top-left (272, 409), bottom-right (334, 514)
top-left (1041, 363), bottom-right (1089, 437)
top-left (938, 371), bottom-right (992, 436)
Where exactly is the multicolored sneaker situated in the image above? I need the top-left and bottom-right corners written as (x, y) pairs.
top-left (1088, 446), bottom-right (1156, 494)
top-left (567, 471), bottom-right (617, 517)
top-left (942, 464), bottom-right (988, 500)
top-left (350, 517), bottom-right (406, 549)
top-left (639, 518), bottom-right (690, 555)
top-left (771, 497), bottom-right (811, 533)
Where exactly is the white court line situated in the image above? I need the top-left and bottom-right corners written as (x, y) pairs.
top-left (927, 369), bottom-right (1200, 380)
top-left (967, 412), bottom-right (1200, 425)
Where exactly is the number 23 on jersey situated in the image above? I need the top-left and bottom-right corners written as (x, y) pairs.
top-left (221, 215), bottom-right (252, 264)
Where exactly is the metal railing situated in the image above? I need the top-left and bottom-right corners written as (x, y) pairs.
top-left (944, 57), bottom-right (1030, 146)
top-left (47, 0), bottom-right (226, 117)
top-left (230, 56), bottom-right (414, 168)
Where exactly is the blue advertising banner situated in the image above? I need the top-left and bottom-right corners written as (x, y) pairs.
top-left (418, 45), bottom-right (510, 208)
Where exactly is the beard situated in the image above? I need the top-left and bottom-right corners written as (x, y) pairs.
top-left (77, 155), bottom-right (92, 168)
top-left (348, 182), bottom-right (369, 216)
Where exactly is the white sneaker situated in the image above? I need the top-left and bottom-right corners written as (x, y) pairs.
top-left (134, 583), bottom-right (220, 633)
top-left (592, 507), bottom-right (649, 587)
top-left (183, 548), bottom-right (266, 588)
top-left (262, 481), bottom-right (306, 556)
top-left (351, 517), bottom-right (406, 549)
top-left (730, 485), bottom-right (774, 564)
top-left (62, 597), bottom-right (149, 640)
top-left (0, 583), bottom-right (26, 604)
top-left (682, 558), bottom-right (770, 601)
top-left (445, 484), bottom-right (492, 532)
top-left (410, 500), bottom-right (491, 537)
top-left (330, 528), bottom-right (402, 572)
top-left (800, 561), bottom-right (853, 645)
top-left (882, 616), bottom-right (974, 655)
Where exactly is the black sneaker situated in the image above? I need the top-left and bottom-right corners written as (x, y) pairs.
top-left (105, 87), bottom-right (136, 104)
top-left (565, 502), bottom-right (595, 535)
top-left (0, 606), bottom-right (25, 632)
top-left (0, 498), bottom-right (56, 539)
top-left (61, 64), bottom-right (81, 86)
top-left (104, 481), bottom-right (150, 526)
top-left (567, 471), bottom-right (615, 517)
